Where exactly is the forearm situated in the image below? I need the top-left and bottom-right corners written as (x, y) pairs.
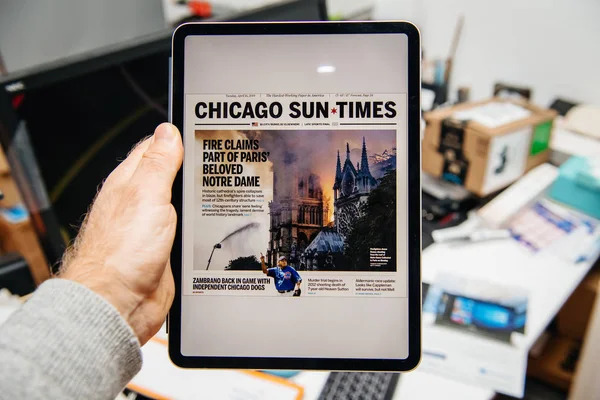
top-left (261, 259), bottom-right (267, 274)
top-left (0, 279), bottom-right (142, 400)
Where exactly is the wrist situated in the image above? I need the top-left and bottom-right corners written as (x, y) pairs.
top-left (61, 260), bottom-right (141, 329)
top-left (8, 279), bottom-right (142, 398)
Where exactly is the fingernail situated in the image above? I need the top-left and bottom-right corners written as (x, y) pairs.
top-left (155, 123), bottom-right (175, 142)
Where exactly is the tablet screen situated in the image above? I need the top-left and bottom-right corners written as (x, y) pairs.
top-left (179, 29), bottom-right (412, 362)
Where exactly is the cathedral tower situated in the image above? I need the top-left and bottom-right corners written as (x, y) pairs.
top-left (268, 150), bottom-right (328, 268)
top-left (333, 138), bottom-right (378, 238)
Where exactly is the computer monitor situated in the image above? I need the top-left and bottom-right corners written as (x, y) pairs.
top-left (178, 0), bottom-right (327, 24)
top-left (0, 0), bottom-right (166, 74)
top-left (0, 0), bottom-right (328, 274)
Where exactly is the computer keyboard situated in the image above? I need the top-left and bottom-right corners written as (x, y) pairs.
top-left (318, 372), bottom-right (400, 400)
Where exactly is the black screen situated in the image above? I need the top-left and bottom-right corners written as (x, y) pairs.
top-left (15, 51), bottom-right (170, 240)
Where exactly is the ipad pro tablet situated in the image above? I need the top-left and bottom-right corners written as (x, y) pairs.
top-left (169, 21), bottom-right (421, 371)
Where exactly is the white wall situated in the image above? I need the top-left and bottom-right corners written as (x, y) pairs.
top-left (373, 0), bottom-right (600, 107)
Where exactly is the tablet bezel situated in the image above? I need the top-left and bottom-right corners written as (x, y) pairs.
top-left (169, 21), bottom-right (421, 372)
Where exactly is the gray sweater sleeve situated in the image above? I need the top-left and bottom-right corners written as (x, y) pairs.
top-left (0, 278), bottom-right (142, 400)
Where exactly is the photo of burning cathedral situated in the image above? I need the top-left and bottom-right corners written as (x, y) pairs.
top-left (266, 156), bottom-right (329, 269)
top-left (265, 130), bottom-right (397, 272)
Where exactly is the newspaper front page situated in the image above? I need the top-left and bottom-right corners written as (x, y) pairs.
top-left (184, 92), bottom-right (407, 299)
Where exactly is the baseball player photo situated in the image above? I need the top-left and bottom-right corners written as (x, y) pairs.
top-left (260, 253), bottom-right (302, 297)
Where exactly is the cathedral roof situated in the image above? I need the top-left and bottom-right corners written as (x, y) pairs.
top-left (343, 158), bottom-right (358, 175)
top-left (303, 230), bottom-right (345, 255)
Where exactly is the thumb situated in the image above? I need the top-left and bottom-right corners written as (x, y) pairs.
top-left (132, 123), bottom-right (183, 201)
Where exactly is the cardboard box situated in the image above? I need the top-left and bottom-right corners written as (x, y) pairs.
top-left (0, 174), bottom-right (22, 208)
top-left (557, 267), bottom-right (600, 341)
top-left (527, 335), bottom-right (579, 391)
top-left (569, 277), bottom-right (600, 400)
top-left (423, 98), bottom-right (557, 197)
top-left (0, 215), bottom-right (50, 285)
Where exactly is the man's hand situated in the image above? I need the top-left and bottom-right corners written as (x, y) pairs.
top-left (60, 123), bottom-right (183, 345)
top-left (260, 252), bottom-right (267, 274)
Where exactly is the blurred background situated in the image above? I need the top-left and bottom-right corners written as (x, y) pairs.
top-left (0, 1), bottom-right (599, 399)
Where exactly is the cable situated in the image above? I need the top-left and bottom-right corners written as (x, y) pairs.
top-left (49, 103), bottom-right (158, 203)
top-left (120, 66), bottom-right (168, 118)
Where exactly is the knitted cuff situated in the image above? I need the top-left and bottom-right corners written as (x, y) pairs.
top-left (0, 278), bottom-right (142, 399)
